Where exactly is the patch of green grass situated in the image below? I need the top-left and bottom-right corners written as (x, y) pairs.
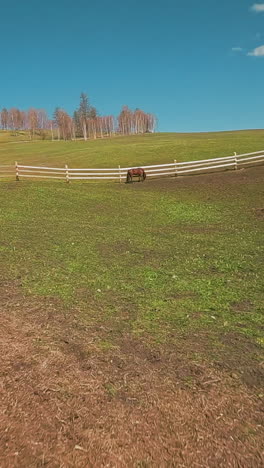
top-left (104, 382), bottom-right (119, 398)
top-left (1, 129), bottom-right (264, 168)
top-left (97, 340), bottom-right (118, 351)
top-left (0, 132), bottom-right (263, 356)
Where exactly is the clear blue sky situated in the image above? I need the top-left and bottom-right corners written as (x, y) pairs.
top-left (1, 0), bottom-right (264, 132)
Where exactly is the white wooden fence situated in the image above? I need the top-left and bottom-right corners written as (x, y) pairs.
top-left (0, 150), bottom-right (264, 182)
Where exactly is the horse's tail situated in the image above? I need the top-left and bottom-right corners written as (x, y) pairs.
top-left (143, 170), bottom-right (146, 180)
top-left (126, 171), bottom-right (130, 183)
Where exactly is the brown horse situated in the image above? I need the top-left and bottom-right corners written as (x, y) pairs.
top-left (126, 168), bottom-right (146, 183)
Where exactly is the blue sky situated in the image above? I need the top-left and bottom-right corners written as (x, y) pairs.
top-left (1, 0), bottom-right (264, 132)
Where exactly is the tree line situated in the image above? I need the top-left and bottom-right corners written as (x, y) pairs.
top-left (0, 93), bottom-right (157, 140)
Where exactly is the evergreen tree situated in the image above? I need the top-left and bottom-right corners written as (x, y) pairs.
top-left (89, 106), bottom-right (97, 119)
top-left (79, 93), bottom-right (90, 118)
top-left (53, 107), bottom-right (61, 140)
top-left (78, 93), bottom-right (90, 140)
top-left (73, 110), bottom-right (81, 137)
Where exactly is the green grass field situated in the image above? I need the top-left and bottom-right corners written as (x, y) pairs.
top-left (1, 171), bottom-right (263, 345)
top-left (1, 131), bottom-right (263, 348)
top-left (0, 131), bottom-right (263, 466)
top-left (1, 129), bottom-right (264, 167)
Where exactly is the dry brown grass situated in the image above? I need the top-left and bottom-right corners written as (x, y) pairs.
top-left (0, 282), bottom-right (263, 467)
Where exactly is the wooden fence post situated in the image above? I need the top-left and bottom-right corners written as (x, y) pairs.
top-left (174, 159), bottom-right (178, 176)
top-left (234, 152), bottom-right (238, 170)
top-left (15, 161), bottom-right (19, 181)
top-left (65, 164), bottom-right (69, 183)
top-left (118, 165), bottom-right (122, 183)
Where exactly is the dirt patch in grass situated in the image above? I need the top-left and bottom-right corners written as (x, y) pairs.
top-left (179, 224), bottom-right (223, 234)
top-left (0, 282), bottom-right (263, 467)
top-left (231, 300), bottom-right (253, 313)
top-left (254, 207), bottom-right (264, 218)
top-left (217, 332), bottom-right (264, 388)
top-left (129, 165), bottom-right (264, 193)
top-left (169, 291), bottom-right (198, 300)
top-left (99, 240), bottom-right (162, 265)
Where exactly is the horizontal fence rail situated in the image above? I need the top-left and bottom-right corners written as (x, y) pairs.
top-left (0, 150), bottom-right (263, 182)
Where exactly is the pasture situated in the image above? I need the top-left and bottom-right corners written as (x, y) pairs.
top-left (2, 128), bottom-right (264, 167)
top-left (0, 131), bottom-right (263, 467)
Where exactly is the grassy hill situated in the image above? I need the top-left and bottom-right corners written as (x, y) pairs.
top-left (1, 129), bottom-right (264, 167)
top-left (0, 130), bottom-right (263, 466)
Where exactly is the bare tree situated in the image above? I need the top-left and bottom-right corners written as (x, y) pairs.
top-left (28, 108), bottom-right (39, 139)
top-left (0, 108), bottom-right (8, 129)
top-left (1, 100), bottom-right (156, 140)
top-left (117, 107), bottom-right (156, 135)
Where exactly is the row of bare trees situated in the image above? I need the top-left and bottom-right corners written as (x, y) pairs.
top-left (118, 106), bottom-right (156, 134)
top-left (0, 94), bottom-right (157, 140)
top-left (0, 108), bottom-right (50, 138)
